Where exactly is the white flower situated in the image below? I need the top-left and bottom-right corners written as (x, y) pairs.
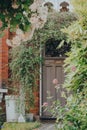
top-left (23, 11), bottom-right (28, 17)
top-left (12, 2), bottom-right (19, 9)
top-left (12, 35), bottom-right (21, 45)
top-left (6, 35), bottom-right (21, 47)
top-left (16, 28), bottom-right (25, 40)
top-left (7, 0), bottom-right (48, 47)
top-left (30, 2), bottom-right (38, 12)
top-left (6, 39), bottom-right (12, 47)
top-left (16, 28), bottom-right (23, 35)
top-left (30, 0), bottom-right (44, 12)
top-left (30, 14), bottom-right (39, 25)
top-left (29, 0), bottom-right (48, 30)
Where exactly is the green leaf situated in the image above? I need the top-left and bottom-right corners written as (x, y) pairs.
top-left (16, 13), bottom-right (23, 20)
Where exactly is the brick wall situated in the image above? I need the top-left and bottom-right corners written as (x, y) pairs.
top-left (30, 91), bottom-right (39, 115)
top-left (0, 25), bottom-right (40, 116)
top-left (0, 28), bottom-right (9, 88)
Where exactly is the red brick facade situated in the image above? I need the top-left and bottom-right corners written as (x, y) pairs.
top-left (0, 27), bottom-right (39, 116)
top-left (0, 29), bottom-right (9, 88)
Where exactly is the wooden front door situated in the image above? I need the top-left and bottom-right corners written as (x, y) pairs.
top-left (41, 39), bottom-right (70, 117)
top-left (42, 58), bottom-right (66, 117)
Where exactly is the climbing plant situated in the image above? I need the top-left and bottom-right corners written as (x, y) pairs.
top-left (9, 41), bottom-right (41, 106)
top-left (0, 0), bottom-right (34, 31)
top-left (31, 12), bottom-right (77, 46)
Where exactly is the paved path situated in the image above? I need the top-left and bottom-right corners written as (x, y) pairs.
top-left (39, 123), bottom-right (55, 130)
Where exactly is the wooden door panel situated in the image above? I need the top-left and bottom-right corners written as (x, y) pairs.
top-left (55, 66), bottom-right (63, 84)
top-left (42, 60), bottom-right (65, 117)
top-left (42, 65), bottom-right (55, 116)
top-left (55, 66), bottom-right (66, 106)
top-left (55, 66), bottom-right (63, 101)
top-left (43, 65), bottom-right (55, 100)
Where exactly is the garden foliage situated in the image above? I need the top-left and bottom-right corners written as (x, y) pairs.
top-left (31, 12), bottom-right (77, 46)
top-left (9, 41), bottom-right (41, 108)
top-left (9, 11), bottom-right (76, 107)
top-left (46, 0), bottom-right (87, 129)
top-left (0, 0), bottom-right (33, 32)
top-left (63, 0), bottom-right (87, 92)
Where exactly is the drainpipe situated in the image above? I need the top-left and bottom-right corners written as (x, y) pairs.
top-left (39, 45), bottom-right (42, 117)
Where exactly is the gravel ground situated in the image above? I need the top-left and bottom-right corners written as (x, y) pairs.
top-left (39, 123), bottom-right (55, 130)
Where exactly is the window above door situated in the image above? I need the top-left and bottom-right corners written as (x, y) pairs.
top-left (45, 38), bottom-right (71, 58)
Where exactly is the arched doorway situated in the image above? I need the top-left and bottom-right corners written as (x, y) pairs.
top-left (41, 39), bottom-right (70, 118)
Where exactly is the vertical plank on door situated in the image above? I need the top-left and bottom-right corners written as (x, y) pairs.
top-left (42, 60), bottom-right (65, 117)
